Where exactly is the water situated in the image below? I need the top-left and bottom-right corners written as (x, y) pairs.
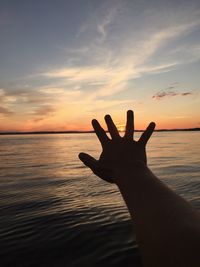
top-left (0, 132), bottom-right (199, 267)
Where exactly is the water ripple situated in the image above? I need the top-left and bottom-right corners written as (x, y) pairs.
top-left (0, 132), bottom-right (199, 266)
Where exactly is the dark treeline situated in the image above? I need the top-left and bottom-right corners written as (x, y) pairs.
top-left (0, 128), bottom-right (199, 135)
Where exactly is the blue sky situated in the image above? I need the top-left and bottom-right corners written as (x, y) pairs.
top-left (0, 0), bottom-right (200, 131)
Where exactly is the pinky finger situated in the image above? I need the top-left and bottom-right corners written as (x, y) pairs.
top-left (138, 122), bottom-right (156, 146)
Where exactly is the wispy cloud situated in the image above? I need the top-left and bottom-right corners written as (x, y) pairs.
top-left (181, 92), bottom-right (193, 96)
top-left (33, 105), bottom-right (55, 116)
top-left (0, 89), bottom-right (14, 116)
top-left (41, 4), bottom-right (200, 101)
top-left (0, 106), bottom-right (13, 116)
top-left (77, 0), bottom-right (120, 41)
top-left (31, 105), bottom-right (55, 122)
top-left (0, 86), bottom-right (75, 122)
top-left (152, 90), bottom-right (193, 100)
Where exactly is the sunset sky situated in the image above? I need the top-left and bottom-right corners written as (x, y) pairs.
top-left (0, 0), bottom-right (200, 132)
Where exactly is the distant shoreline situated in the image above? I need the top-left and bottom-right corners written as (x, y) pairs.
top-left (0, 128), bottom-right (199, 135)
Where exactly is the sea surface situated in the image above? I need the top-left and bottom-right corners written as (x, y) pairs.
top-left (0, 132), bottom-right (199, 267)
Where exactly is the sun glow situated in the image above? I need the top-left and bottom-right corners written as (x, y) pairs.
top-left (117, 124), bottom-right (125, 132)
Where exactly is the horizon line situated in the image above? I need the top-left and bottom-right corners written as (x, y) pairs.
top-left (0, 128), bottom-right (199, 135)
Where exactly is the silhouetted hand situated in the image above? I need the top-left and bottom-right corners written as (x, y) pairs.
top-left (79, 110), bottom-right (155, 183)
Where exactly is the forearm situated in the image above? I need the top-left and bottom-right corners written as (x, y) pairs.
top-left (79, 109), bottom-right (200, 266)
top-left (116, 163), bottom-right (200, 267)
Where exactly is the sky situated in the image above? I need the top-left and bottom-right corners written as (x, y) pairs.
top-left (0, 0), bottom-right (200, 132)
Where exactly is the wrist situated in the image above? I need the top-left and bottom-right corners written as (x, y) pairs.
top-left (114, 161), bottom-right (150, 187)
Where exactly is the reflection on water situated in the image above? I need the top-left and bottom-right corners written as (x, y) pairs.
top-left (0, 132), bottom-right (199, 266)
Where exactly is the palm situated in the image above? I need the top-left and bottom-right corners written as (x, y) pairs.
top-left (79, 110), bottom-right (155, 183)
top-left (99, 139), bottom-right (146, 165)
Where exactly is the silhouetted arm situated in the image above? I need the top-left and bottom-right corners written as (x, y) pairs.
top-left (79, 110), bottom-right (200, 267)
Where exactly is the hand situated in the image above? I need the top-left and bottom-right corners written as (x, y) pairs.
top-left (79, 110), bottom-right (155, 184)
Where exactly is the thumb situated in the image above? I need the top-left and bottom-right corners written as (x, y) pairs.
top-left (78, 152), bottom-right (98, 170)
top-left (79, 152), bottom-right (114, 183)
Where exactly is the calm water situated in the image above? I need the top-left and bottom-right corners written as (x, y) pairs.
top-left (0, 132), bottom-right (199, 267)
